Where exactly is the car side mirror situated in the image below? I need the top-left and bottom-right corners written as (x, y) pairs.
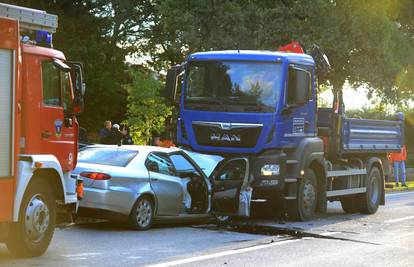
top-left (68, 61), bottom-right (86, 114)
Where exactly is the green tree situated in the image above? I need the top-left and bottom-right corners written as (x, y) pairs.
top-left (124, 69), bottom-right (172, 144)
top-left (5, 0), bottom-right (130, 133)
top-left (142, 0), bottom-right (414, 104)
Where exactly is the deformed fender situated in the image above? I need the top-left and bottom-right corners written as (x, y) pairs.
top-left (14, 155), bottom-right (67, 221)
top-left (365, 157), bottom-right (385, 205)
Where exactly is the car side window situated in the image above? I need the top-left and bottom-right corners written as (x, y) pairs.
top-left (169, 153), bottom-right (201, 177)
top-left (42, 61), bottom-right (61, 106)
top-left (216, 160), bottom-right (246, 181)
top-left (146, 153), bottom-right (176, 176)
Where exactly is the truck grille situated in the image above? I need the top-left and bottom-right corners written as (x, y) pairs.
top-left (192, 121), bottom-right (262, 148)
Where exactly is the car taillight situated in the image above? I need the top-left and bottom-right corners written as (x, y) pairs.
top-left (80, 172), bottom-right (111, 180)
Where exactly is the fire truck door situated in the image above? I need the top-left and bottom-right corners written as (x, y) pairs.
top-left (40, 59), bottom-right (77, 172)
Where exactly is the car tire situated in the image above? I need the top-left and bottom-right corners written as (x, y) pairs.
top-left (129, 197), bottom-right (154, 230)
top-left (287, 169), bottom-right (317, 221)
top-left (214, 215), bottom-right (232, 226)
top-left (6, 179), bottom-right (56, 258)
top-left (359, 166), bottom-right (382, 214)
top-left (340, 196), bottom-right (359, 213)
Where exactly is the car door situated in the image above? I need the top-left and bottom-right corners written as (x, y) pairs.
top-left (210, 158), bottom-right (252, 217)
top-left (145, 152), bottom-right (183, 215)
top-left (168, 151), bottom-right (210, 213)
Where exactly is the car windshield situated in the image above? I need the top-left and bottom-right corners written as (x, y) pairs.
top-left (184, 150), bottom-right (223, 177)
top-left (184, 61), bottom-right (282, 113)
top-left (78, 147), bottom-right (138, 167)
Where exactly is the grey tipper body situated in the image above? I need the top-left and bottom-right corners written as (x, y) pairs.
top-left (74, 145), bottom-right (252, 228)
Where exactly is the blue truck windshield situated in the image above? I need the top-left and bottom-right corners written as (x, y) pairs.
top-left (184, 61), bottom-right (282, 113)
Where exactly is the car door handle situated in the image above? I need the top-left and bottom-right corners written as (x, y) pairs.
top-left (150, 177), bottom-right (159, 182)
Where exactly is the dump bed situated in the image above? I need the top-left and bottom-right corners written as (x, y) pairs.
top-left (341, 117), bottom-right (404, 154)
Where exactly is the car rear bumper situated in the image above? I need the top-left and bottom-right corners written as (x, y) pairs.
top-left (79, 186), bottom-right (137, 216)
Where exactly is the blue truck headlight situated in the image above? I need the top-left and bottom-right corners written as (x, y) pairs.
top-left (261, 164), bottom-right (280, 176)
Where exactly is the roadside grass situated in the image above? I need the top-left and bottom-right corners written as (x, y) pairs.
top-left (385, 180), bottom-right (414, 192)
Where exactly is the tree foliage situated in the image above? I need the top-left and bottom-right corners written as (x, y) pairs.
top-left (142, 0), bottom-right (414, 104)
top-left (5, 0), bottom-right (414, 135)
top-left (123, 69), bottom-right (172, 144)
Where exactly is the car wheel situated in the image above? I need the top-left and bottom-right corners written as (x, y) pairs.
top-left (340, 196), bottom-right (359, 213)
top-left (6, 179), bottom-right (56, 257)
top-left (129, 197), bottom-right (153, 230)
top-left (287, 169), bottom-right (317, 221)
top-left (359, 166), bottom-right (382, 214)
top-left (214, 215), bottom-right (231, 226)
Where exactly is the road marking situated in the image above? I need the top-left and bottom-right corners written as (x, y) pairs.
top-left (320, 231), bottom-right (340, 236)
top-left (146, 239), bottom-right (299, 267)
top-left (62, 252), bottom-right (103, 258)
top-left (127, 256), bottom-right (143, 259)
top-left (386, 191), bottom-right (414, 198)
top-left (385, 215), bottom-right (414, 223)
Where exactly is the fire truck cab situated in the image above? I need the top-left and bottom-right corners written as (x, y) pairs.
top-left (0, 4), bottom-right (84, 257)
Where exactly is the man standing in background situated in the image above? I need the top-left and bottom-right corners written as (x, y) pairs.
top-left (99, 120), bottom-right (112, 144)
top-left (389, 145), bottom-right (407, 187)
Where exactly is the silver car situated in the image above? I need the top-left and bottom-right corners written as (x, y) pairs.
top-left (75, 145), bottom-right (252, 230)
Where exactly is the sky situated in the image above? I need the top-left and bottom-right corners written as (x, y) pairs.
top-left (319, 86), bottom-right (371, 110)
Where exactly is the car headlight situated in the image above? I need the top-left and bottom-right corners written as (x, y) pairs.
top-left (261, 164), bottom-right (280, 176)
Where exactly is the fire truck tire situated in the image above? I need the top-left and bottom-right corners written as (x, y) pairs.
top-left (340, 197), bottom-right (359, 213)
top-left (6, 179), bottom-right (56, 258)
top-left (128, 196), bottom-right (154, 230)
top-left (359, 166), bottom-right (381, 214)
top-left (287, 169), bottom-right (317, 221)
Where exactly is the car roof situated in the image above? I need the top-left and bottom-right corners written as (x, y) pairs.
top-left (82, 144), bottom-right (180, 154)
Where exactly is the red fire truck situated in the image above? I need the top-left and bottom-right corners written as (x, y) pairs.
top-left (0, 4), bottom-right (84, 257)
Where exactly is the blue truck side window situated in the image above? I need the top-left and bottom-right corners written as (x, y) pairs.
top-left (287, 66), bottom-right (311, 105)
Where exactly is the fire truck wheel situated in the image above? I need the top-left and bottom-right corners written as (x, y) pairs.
top-left (340, 196), bottom-right (359, 213)
top-left (6, 179), bottom-right (56, 258)
top-left (129, 197), bottom-right (154, 230)
top-left (287, 169), bottom-right (317, 221)
top-left (359, 166), bottom-right (381, 214)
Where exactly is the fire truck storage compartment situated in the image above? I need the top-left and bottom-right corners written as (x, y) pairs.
top-left (0, 49), bottom-right (13, 177)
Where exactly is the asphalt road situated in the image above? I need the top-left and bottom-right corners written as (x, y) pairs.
top-left (1, 191), bottom-right (413, 267)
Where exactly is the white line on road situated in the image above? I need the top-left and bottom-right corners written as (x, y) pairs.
top-left (146, 239), bottom-right (300, 267)
top-left (320, 231), bottom-right (341, 236)
top-left (62, 252), bottom-right (103, 258)
top-left (385, 215), bottom-right (414, 223)
top-left (385, 191), bottom-right (414, 198)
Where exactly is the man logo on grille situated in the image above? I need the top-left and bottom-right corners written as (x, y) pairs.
top-left (220, 123), bottom-right (232, 130)
top-left (210, 133), bottom-right (241, 142)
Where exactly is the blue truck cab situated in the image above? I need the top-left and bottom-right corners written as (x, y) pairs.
top-left (165, 47), bottom-right (404, 221)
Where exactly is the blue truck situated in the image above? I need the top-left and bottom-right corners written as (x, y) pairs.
top-left (165, 44), bottom-right (404, 221)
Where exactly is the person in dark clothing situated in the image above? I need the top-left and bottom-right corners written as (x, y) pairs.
top-left (99, 120), bottom-right (112, 143)
top-left (78, 127), bottom-right (88, 143)
top-left (121, 125), bottom-right (134, 145)
top-left (107, 124), bottom-right (123, 145)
